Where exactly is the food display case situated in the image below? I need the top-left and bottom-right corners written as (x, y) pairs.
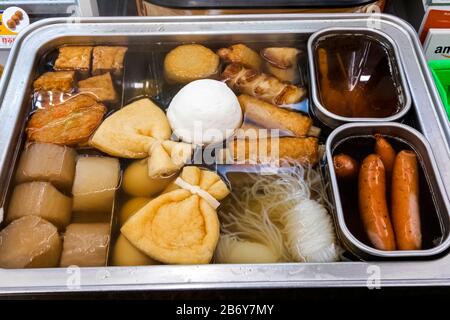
top-left (0, 13), bottom-right (449, 295)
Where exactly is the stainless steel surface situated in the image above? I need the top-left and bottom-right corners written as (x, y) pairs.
top-left (307, 27), bottom-right (412, 129)
top-left (0, 14), bottom-right (449, 293)
top-left (326, 122), bottom-right (450, 259)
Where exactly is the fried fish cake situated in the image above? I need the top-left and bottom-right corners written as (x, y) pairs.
top-left (78, 72), bottom-right (117, 103)
top-left (55, 46), bottom-right (93, 73)
top-left (92, 46), bottom-right (128, 76)
top-left (164, 44), bottom-right (220, 84)
top-left (33, 71), bottom-right (76, 93)
top-left (27, 94), bottom-right (106, 146)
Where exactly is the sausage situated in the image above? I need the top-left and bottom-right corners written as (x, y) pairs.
top-left (391, 150), bottom-right (422, 250)
top-left (358, 154), bottom-right (396, 251)
top-left (374, 134), bottom-right (396, 180)
top-left (333, 154), bottom-right (358, 179)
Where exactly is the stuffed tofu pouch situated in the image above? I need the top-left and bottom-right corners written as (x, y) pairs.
top-left (121, 166), bottom-right (230, 264)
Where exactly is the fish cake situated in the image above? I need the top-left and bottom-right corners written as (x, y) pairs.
top-left (92, 46), bottom-right (128, 76)
top-left (78, 72), bottom-right (117, 103)
top-left (26, 94), bottom-right (106, 146)
top-left (55, 46), bottom-right (93, 73)
top-left (217, 44), bottom-right (262, 70)
top-left (33, 71), bottom-right (76, 93)
top-left (164, 44), bottom-right (220, 84)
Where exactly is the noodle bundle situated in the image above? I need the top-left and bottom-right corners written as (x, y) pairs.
top-left (217, 165), bottom-right (340, 263)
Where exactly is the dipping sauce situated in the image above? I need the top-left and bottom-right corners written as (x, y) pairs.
top-left (315, 34), bottom-right (404, 118)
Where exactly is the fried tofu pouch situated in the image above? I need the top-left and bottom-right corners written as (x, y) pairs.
top-left (90, 98), bottom-right (192, 178)
top-left (121, 166), bottom-right (230, 265)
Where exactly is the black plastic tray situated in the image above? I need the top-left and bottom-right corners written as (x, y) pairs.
top-left (146, 0), bottom-right (377, 9)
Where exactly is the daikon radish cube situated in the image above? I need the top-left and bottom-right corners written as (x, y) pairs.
top-left (15, 143), bottom-right (77, 191)
top-left (60, 223), bottom-right (110, 267)
top-left (7, 182), bottom-right (72, 229)
top-left (0, 216), bottom-right (62, 268)
top-left (72, 157), bottom-right (120, 213)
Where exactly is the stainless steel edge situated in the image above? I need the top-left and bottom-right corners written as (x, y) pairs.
top-left (307, 27), bottom-right (412, 129)
top-left (0, 14), bottom-right (450, 293)
top-left (326, 122), bottom-right (450, 258)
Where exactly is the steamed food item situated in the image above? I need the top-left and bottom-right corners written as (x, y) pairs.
top-left (121, 166), bottom-right (230, 264)
top-left (8, 182), bottom-right (72, 229)
top-left (238, 95), bottom-right (318, 137)
top-left (222, 63), bottom-right (306, 105)
top-left (164, 44), bottom-right (219, 84)
top-left (119, 197), bottom-right (152, 226)
top-left (391, 151), bottom-right (422, 250)
top-left (215, 236), bottom-right (279, 264)
top-left (33, 71), bottom-right (76, 93)
top-left (222, 137), bottom-right (319, 166)
top-left (60, 223), bottom-right (110, 267)
top-left (91, 98), bottom-right (192, 177)
top-left (0, 216), bottom-right (62, 268)
top-left (55, 46), bottom-right (93, 73)
top-left (217, 44), bottom-right (262, 70)
top-left (92, 46), bottom-right (128, 76)
top-left (112, 234), bottom-right (158, 266)
top-left (358, 154), bottom-right (396, 251)
top-left (167, 79), bottom-right (243, 145)
top-left (333, 153), bottom-right (359, 179)
top-left (26, 94), bottom-right (106, 146)
top-left (123, 159), bottom-right (175, 197)
top-left (72, 156), bottom-right (120, 213)
top-left (15, 143), bottom-right (77, 190)
top-left (78, 72), bottom-right (117, 103)
top-left (261, 47), bottom-right (301, 83)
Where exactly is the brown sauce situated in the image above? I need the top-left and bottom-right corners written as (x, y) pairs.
top-left (316, 34), bottom-right (404, 118)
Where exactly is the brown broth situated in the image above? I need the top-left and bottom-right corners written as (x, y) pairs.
top-left (333, 136), bottom-right (443, 250)
top-left (316, 34), bottom-right (403, 118)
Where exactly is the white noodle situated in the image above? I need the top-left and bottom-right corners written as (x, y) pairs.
top-left (218, 164), bottom-right (340, 263)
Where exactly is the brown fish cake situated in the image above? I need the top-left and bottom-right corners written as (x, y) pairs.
top-left (27, 94), bottom-right (106, 146)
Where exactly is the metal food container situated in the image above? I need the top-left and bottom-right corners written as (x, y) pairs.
top-left (307, 27), bottom-right (412, 129)
top-left (0, 14), bottom-right (450, 294)
top-left (326, 122), bottom-right (450, 259)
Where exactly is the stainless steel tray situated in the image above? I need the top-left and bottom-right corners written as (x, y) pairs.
top-left (0, 14), bottom-right (449, 294)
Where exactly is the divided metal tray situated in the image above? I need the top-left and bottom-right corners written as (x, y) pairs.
top-left (0, 14), bottom-right (449, 294)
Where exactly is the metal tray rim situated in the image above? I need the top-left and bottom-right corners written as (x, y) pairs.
top-left (0, 14), bottom-right (450, 292)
